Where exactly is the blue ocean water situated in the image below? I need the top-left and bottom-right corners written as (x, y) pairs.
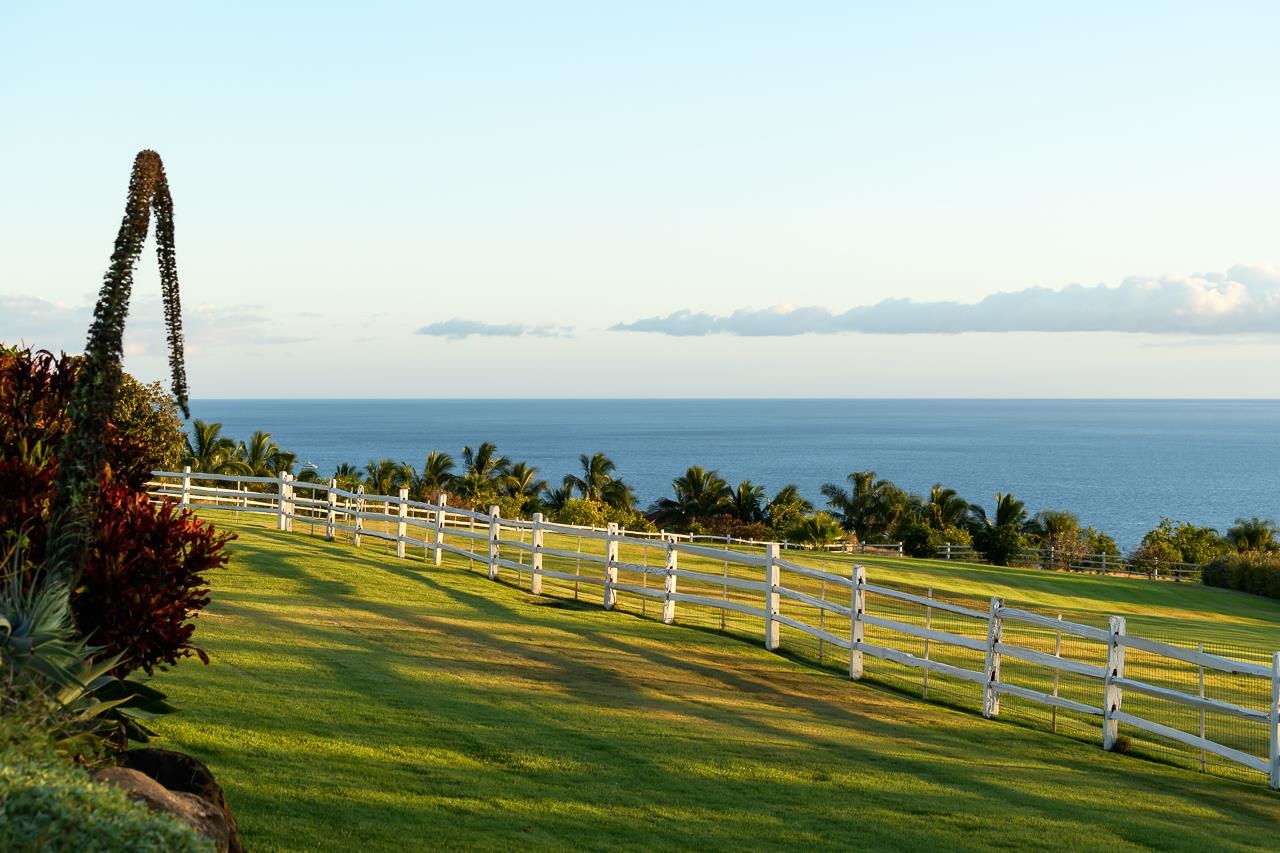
top-left (185, 399), bottom-right (1280, 550)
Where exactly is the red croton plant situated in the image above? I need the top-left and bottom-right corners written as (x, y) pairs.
top-left (0, 345), bottom-right (233, 676)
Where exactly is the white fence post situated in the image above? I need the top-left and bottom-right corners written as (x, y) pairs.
top-left (276, 472), bottom-right (289, 531)
top-left (530, 513), bottom-right (545, 595)
top-left (487, 505), bottom-right (500, 580)
top-left (1270, 651), bottom-right (1279, 790)
top-left (325, 479), bottom-right (337, 542)
top-left (850, 565), bottom-right (865, 680)
top-left (983, 597), bottom-right (1004, 718)
top-left (395, 487), bottom-right (408, 559)
top-left (1103, 615), bottom-right (1127, 750)
top-left (663, 537), bottom-right (678, 625)
top-left (604, 522), bottom-right (619, 610)
top-left (353, 485), bottom-right (365, 548)
top-left (180, 465), bottom-right (191, 508)
top-left (433, 494), bottom-right (447, 567)
top-left (764, 543), bottom-right (780, 651)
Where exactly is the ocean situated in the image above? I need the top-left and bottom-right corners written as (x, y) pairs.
top-left (184, 399), bottom-right (1280, 550)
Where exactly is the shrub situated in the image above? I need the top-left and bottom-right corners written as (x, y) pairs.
top-left (0, 345), bottom-right (233, 677)
top-left (0, 736), bottom-right (211, 853)
top-left (1202, 551), bottom-right (1280, 599)
top-left (81, 484), bottom-right (232, 675)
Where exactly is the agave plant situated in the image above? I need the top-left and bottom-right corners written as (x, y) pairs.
top-left (1, 552), bottom-right (173, 754)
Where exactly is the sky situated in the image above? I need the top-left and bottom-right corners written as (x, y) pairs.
top-left (3, 1), bottom-right (1280, 398)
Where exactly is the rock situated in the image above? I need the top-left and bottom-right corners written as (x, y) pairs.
top-left (120, 748), bottom-right (244, 853)
top-left (93, 766), bottom-right (232, 852)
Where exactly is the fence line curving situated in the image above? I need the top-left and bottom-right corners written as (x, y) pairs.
top-left (149, 468), bottom-right (1280, 790)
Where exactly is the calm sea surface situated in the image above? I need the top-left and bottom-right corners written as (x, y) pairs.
top-left (186, 399), bottom-right (1280, 550)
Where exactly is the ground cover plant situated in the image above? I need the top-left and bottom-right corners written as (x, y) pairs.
top-left (154, 512), bottom-right (1280, 852)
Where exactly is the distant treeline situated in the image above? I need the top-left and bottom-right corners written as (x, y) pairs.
top-left (182, 421), bottom-right (1280, 584)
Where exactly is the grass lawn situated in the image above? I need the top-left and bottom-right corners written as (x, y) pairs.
top-left (154, 513), bottom-right (1280, 852)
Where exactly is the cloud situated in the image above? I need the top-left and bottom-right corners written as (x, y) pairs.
top-left (611, 265), bottom-right (1280, 336)
top-left (0, 294), bottom-right (310, 354)
top-left (415, 318), bottom-right (573, 340)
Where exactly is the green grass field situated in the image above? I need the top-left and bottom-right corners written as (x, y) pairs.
top-left (153, 512), bottom-right (1280, 851)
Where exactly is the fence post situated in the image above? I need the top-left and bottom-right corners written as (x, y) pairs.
top-left (486, 505), bottom-right (501, 580)
top-left (604, 522), bottom-right (619, 610)
top-left (663, 538), bottom-right (678, 625)
top-left (325, 478), bottom-right (337, 541)
top-left (764, 543), bottom-right (780, 651)
top-left (983, 597), bottom-right (1004, 718)
top-left (1102, 615), bottom-right (1127, 750)
top-left (850, 565), bottom-right (865, 680)
top-left (530, 513), bottom-right (544, 595)
top-left (433, 494), bottom-right (447, 567)
top-left (180, 465), bottom-right (191, 508)
top-left (1269, 651), bottom-right (1279, 789)
top-left (395, 487), bottom-right (409, 558)
top-left (353, 485), bottom-right (365, 548)
top-left (276, 472), bottom-right (289, 531)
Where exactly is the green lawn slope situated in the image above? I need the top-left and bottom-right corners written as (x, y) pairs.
top-left (154, 514), bottom-right (1279, 852)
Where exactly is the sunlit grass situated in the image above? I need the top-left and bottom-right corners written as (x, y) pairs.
top-left (155, 513), bottom-right (1279, 852)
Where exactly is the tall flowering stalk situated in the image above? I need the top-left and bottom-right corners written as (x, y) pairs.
top-left (46, 150), bottom-right (189, 588)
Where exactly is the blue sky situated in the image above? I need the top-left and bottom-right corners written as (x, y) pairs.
top-left (3, 2), bottom-right (1279, 397)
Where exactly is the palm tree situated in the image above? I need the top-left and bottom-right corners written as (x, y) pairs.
top-left (923, 484), bottom-right (969, 530)
top-left (363, 458), bottom-right (407, 496)
top-left (502, 461), bottom-right (548, 516)
top-left (233, 430), bottom-right (294, 477)
top-left (411, 449), bottom-right (455, 503)
top-left (823, 471), bottom-right (914, 542)
top-left (333, 462), bottom-right (362, 491)
top-left (730, 480), bottom-right (766, 524)
top-left (649, 466), bottom-right (732, 528)
top-left (454, 442), bottom-right (510, 509)
top-left (1226, 516), bottom-right (1278, 552)
top-left (182, 420), bottom-right (240, 474)
top-left (765, 484), bottom-right (812, 533)
top-left (540, 485), bottom-right (573, 513)
top-left (563, 452), bottom-right (617, 502)
top-left (600, 478), bottom-right (637, 511)
top-left (969, 492), bottom-right (1030, 566)
top-left (787, 512), bottom-right (846, 550)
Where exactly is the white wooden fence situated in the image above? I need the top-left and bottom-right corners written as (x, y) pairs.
top-left (150, 468), bottom-right (1280, 790)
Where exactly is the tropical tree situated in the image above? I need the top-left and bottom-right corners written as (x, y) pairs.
top-left (182, 420), bottom-right (239, 474)
top-left (411, 449), bottom-right (455, 503)
top-left (332, 462), bottom-right (362, 491)
top-left (821, 471), bottom-right (909, 542)
top-left (765, 484), bottom-right (812, 535)
top-left (563, 452), bottom-right (617, 503)
top-left (501, 461), bottom-right (548, 517)
top-left (786, 512), bottom-right (846, 550)
top-left (233, 430), bottom-right (295, 477)
top-left (540, 485), bottom-right (574, 514)
top-left (1226, 517), bottom-right (1279, 553)
top-left (649, 466), bottom-right (732, 529)
top-left (1028, 509), bottom-right (1086, 570)
top-left (730, 480), bottom-right (766, 524)
top-left (922, 484), bottom-right (970, 530)
top-left (968, 492), bottom-right (1030, 566)
top-left (363, 458), bottom-right (407, 496)
top-left (452, 442), bottom-right (511, 509)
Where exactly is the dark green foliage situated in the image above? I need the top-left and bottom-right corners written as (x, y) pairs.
top-left (1202, 551), bottom-right (1280, 598)
top-left (1225, 516), bottom-right (1278, 553)
top-left (969, 492), bottom-right (1030, 566)
top-left (0, 736), bottom-right (210, 853)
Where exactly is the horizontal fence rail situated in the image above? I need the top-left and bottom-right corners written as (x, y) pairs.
top-left (935, 543), bottom-right (1205, 581)
top-left (149, 469), bottom-right (1280, 790)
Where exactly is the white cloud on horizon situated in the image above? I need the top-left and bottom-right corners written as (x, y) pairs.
top-left (415, 318), bottom-right (574, 340)
top-left (610, 265), bottom-right (1280, 336)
